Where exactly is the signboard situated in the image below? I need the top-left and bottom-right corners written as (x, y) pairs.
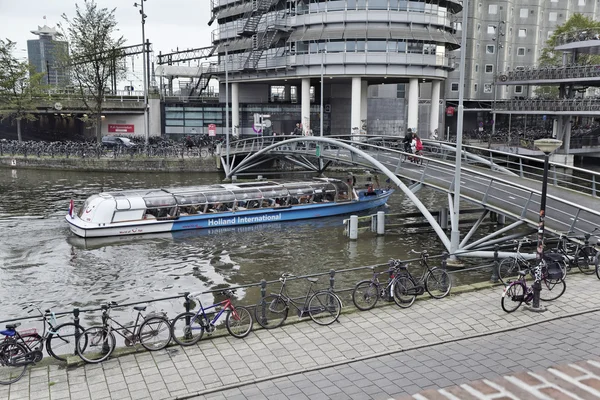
top-left (108, 124), bottom-right (134, 133)
top-left (208, 124), bottom-right (217, 137)
top-left (446, 106), bottom-right (455, 117)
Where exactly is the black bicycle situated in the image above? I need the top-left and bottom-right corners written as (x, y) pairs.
top-left (0, 307), bottom-right (86, 384)
top-left (393, 250), bottom-right (452, 300)
top-left (351, 263), bottom-right (414, 310)
top-left (76, 302), bottom-right (172, 363)
top-left (255, 273), bottom-right (342, 328)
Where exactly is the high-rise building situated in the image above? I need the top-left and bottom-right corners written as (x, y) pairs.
top-left (27, 25), bottom-right (69, 86)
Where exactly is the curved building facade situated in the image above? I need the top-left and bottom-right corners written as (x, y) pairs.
top-left (209, 0), bottom-right (462, 137)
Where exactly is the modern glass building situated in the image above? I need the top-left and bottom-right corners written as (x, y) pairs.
top-left (27, 25), bottom-right (69, 87)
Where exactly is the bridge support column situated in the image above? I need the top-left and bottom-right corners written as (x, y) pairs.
top-left (361, 81), bottom-right (368, 135)
top-left (351, 77), bottom-right (361, 141)
top-left (301, 78), bottom-right (311, 135)
top-left (407, 78), bottom-right (419, 133)
top-left (497, 214), bottom-right (505, 225)
top-left (430, 81), bottom-right (441, 138)
top-left (232, 83), bottom-right (239, 138)
top-left (439, 208), bottom-right (449, 230)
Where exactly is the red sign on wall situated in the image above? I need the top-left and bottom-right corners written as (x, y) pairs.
top-left (446, 106), bottom-right (455, 117)
top-left (208, 124), bottom-right (217, 137)
top-left (108, 124), bottom-right (135, 133)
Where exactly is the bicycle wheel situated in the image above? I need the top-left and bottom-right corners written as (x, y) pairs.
top-left (139, 317), bottom-right (172, 351)
top-left (425, 268), bottom-right (452, 299)
top-left (501, 282), bottom-right (524, 313)
top-left (46, 322), bottom-right (86, 362)
top-left (498, 258), bottom-right (520, 284)
top-left (540, 278), bottom-right (566, 301)
top-left (76, 326), bottom-right (115, 364)
top-left (255, 295), bottom-right (288, 329)
top-left (225, 306), bottom-right (254, 338)
top-left (393, 275), bottom-right (417, 308)
top-left (577, 246), bottom-right (597, 275)
top-left (308, 291), bottom-right (341, 326)
top-left (0, 342), bottom-right (28, 385)
top-left (351, 280), bottom-right (379, 311)
top-left (170, 312), bottom-right (204, 346)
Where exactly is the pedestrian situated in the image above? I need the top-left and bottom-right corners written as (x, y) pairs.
top-left (403, 128), bottom-right (413, 153)
top-left (292, 123), bottom-right (302, 136)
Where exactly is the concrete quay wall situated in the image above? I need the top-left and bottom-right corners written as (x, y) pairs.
top-left (0, 156), bottom-right (221, 173)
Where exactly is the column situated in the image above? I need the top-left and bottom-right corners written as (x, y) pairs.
top-left (231, 83), bottom-right (239, 138)
top-left (283, 84), bottom-right (291, 102)
top-left (430, 80), bottom-right (441, 138)
top-left (351, 77), bottom-right (361, 140)
top-left (301, 78), bottom-right (310, 135)
top-left (407, 78), bottom-right (419, 133)
top-left (563, 118), bottom-right (572, 155)
top-left (360, 81), bottom-right (368, 135)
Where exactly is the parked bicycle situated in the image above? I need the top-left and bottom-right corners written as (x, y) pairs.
top-left (76, 302), bottom-right (172, 363)
top-left (498, 239), bottom-right (567, 284)
top-left (390, 250), bottom-right (452, 302)
top-left (574, 228), bottom-right (599, 275)
top-left (170, 289), bottom-right (253, 345)
top-left (255, 273), bottom-right (342, 328)
top-left (501, 265), bottom-right (566, 313)
top-left (351, 263), bottom-right (413, 310)
top-left (0, 307), bottom-right (85, 384)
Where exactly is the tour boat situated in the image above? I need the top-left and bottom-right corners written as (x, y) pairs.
top-left (65, 178), bottom-right (393, 238)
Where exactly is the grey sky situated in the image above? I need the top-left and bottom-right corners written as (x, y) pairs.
top-left (0, 0), bottom-right (214, 61)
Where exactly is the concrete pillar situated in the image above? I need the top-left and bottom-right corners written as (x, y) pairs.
top-left (564, 118), bottom-right (572, 155)
top-left (148, 97), bottom-right (161, 137)
top-left (283, 84), bottom-right (291, 102)
top-left (351, 77), bottom-right (362, 140)
top-left (360, 81), bottom-right (368, 135)
top-left (301, 78), bottom-right (310, 135)
top-left (376, 211), bottom-right (385, 235)
top-left (497, 214), bottom-right (506, 225)
top-left (407, 78), bottom-right (419, 133)
top-left (231, 83), bottom-right (239, 138)
top-left (349, 215), bottom-right (358, 239)
top-left (552, 118), bottom-right (559, 139)
top-left (430, 80), bottom-right (441, 138)
top-left (439, 208), bottom-right (449, 229)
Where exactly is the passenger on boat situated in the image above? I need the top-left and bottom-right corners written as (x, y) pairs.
top-left (365, 184), bottom-right (377, 196)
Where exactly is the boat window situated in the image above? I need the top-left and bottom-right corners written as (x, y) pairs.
top-left (259, 188), bottom-right (288, 199)
top-left (233, 188), bottom-right (264, 201)
top-left (205, 191), bottom-right (236, 204)
top-left (143, 195), bottom-right (177, 207)
top-left (174, 193), bottom-right (207, 205)
top-left (77, 195), bottom-right (99, 218)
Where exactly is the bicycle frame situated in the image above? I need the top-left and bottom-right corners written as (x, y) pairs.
top-left (0, 309), bottom-right (58, 353)
top-left (101, 307), bottom-right (146, 344)
top-left (272, 279), bottom-right (316, 314)
top-left (190, 297), bottom-right (236, 326)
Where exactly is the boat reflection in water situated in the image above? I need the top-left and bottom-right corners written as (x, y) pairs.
top-left (66, 177), bottom-right (393, 239)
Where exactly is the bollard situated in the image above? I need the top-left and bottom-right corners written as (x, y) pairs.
top-left (259, 279), bottom-right (267, 326)
top-left (439, 208), bottom-right (449, 230)
top-left (497, 214), bottom-right (506, 225)
top-left (376, 211), bottom-right (385, 235)
top-left (329, 269), bottom-right (336, 306)
top-left (491, 245), bottom-right (500, 283)
top-left (232, 175), bottom-right (237, 182)
top-left (349, 215), bottom-right (358, 240)
top-left (183, 292), bottom-right (192, 338)
top-left (73, 308), bottom-right (81, 348)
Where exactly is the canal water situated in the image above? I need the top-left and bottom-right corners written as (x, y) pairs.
top-left (0, 168), bottom-right (504, 323)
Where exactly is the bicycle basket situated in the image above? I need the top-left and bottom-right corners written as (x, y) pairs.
top-left (543, 254), bottom-right (564, 280)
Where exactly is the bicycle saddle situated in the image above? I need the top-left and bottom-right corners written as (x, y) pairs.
top-left (518, 270), bottom-right (528, 276)
top-left (5, 323), bottom-right (20, 330)
top-left (133, 305), bottom-right (147, 311)
top-left (306, 277), bottom-right (319, 283)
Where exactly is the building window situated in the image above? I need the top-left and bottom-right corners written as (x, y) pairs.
top-left (517, 47), bottom-right (525, 56)
top-left (487, 25), bottom-right (496, 34)
top-left (475, 64), bottom-right (479, 72)
top-left (520, 9), bottom-right (528, 18)
top-left (474, 84), bottom-right (478, 92)
top-left (451, 82), bottom-right (459, 91)
top-left (484, 83), bottom-right (493, 93)
top-left (486, 45), bottom-right (495, 54)
top-left (489, 4), bottom-right (497, 14)
top-left (578, 0), bottom-right (586, 5)
top-left (477, 24), bottom-right (481, 33)
top-left (549, 12), bottom-right (557, 22)
top-left (397, 84), bottom-right (406, 99)
top-left (547, 31), bottom-right (554, 39)
top-left (454, 22), bottom-right (462, 31)
top-left (515, 85), bottom-right (523, 94)
top-left (518, 29), bottom-right (527, 38)
top-left (485, 64), bottom-right (494, 73)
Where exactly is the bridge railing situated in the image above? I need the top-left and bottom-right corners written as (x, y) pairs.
top-left (224, 135), bottom-right (599, 240)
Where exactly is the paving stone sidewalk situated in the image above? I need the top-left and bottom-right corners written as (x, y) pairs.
top-left (1, 273), bottom-right (599, 400)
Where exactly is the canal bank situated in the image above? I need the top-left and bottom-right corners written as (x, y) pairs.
top-left (0, 156), bottom-right (221, 173)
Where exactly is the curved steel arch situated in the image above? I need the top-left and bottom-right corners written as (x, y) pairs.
top-left (227, 137), bottom-right (452, 251)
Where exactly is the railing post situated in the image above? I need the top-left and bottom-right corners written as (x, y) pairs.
top-left (259, 279), bottom-right (267, 326)
top-left (519, 158), bottom-right (524, 178)
top-left (73, 307), bottom-right (81, 355)
top-left (491, 245), bottom-right (500, 283)
top-left (329, 269), bottom-right (335, 292)
top-left (101, 304), bottom-right (110, 353)
top-left (593, 175), bottom-right (597, 197)
top-left (183, 292), bottom-right (191, 334)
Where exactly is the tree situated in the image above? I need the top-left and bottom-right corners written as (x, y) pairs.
top-left (536, 14), bottom-right (600, 99)
top-left (0, 39), bottom-right (46, 142)
top-left (57, 0), bottom-right (125, 142)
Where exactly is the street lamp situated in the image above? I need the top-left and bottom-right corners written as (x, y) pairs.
top-left (531, 138), bottom-right (562, 311)
top-left (224, 43), bottom-right (230, 172)
top-left (134, 0), bottom-right (149, 145)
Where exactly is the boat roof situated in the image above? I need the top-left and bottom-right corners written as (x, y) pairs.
top-left (100, 178), bottom-right (344, 200)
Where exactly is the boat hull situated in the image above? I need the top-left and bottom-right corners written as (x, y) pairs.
top-left (65, 191), bottom-right (392, 238)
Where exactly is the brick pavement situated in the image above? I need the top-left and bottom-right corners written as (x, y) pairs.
top-left (1, 273), bottom-right (599, 400)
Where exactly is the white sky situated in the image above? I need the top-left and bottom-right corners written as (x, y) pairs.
top-left (0, 0), bottom-right (214, 89)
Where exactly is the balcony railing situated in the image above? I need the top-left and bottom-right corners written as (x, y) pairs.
top-left (496, 98), bottom-right (600, 112)
top-left (496, 64), bottom-right (600, 83)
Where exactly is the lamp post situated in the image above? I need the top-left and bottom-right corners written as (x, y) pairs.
top-left (134, 0), bottom-right (149, 145)
top-left (531, 138), bottom-right (562, 311)
top-left (490, 19), bottom-right (505, 148)
top-left (224, 43), bottom-right (230, 172)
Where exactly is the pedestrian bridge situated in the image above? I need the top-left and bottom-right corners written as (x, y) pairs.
top-left (220, 135), bottom-right (600, 256)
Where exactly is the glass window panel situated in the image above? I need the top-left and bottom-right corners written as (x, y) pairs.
top-left (356, 41), bottom-right (366, 51)
top-left (397, 41), bottom-right (406, 52)
top-left (328, 41), bottom-right (345, 52)
top-left (204, 112), bottom-right (222, 119)
top-left (166, 120), bottom-right (184, 126)
top-left (367, 41), bottom-right (387, 52)
top-left (166, 111), bottom-right (184, 119)
top-left (346, 41), bottom-right (356, 52)
top-left (185, 120), bottom-right (204, 127)
top-left (368, 0), bottom-right (387, 10)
